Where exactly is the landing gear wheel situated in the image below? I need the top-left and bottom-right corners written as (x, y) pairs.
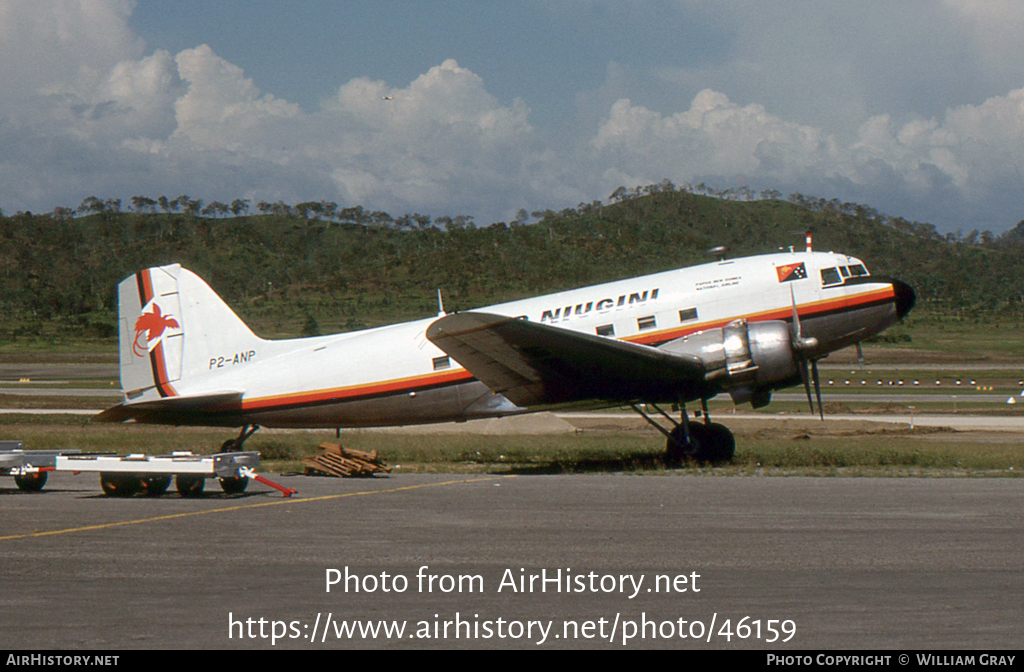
top-left (175, 474), bottom-right (205, 498)
top-left (140, 475), bottom-right (172, 497)
top-left (219, 476), bottom-right (249, 494)
top-left (14, 471), bottom-right (47, 492)
top-left (701, 423), bottom-right (736, 464)
top-left (100, 473), bottom-right (141, 497)
top-left (665, 421), bottom-right (709, 465)
top-left (665, 422), bottom-right (735, 465)
top-left (221, 425), bottom-right (260, 453)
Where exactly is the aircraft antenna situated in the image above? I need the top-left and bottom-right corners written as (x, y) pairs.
top-left (437, 289), bottom-right (446, 317)
top-left (805, 231), bottom-right (813, 253)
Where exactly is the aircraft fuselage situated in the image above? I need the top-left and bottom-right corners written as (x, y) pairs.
top-left (112, 250), bottom-right (910, 428)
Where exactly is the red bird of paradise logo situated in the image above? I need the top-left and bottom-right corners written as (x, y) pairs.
top-left (133, 304), bottom-right (180, 358)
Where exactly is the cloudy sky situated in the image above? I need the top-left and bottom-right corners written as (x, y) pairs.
top-left (2, 1), bottom-right (1024, 232)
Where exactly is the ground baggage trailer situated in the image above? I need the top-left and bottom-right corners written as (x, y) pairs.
top-left (50, 450), bottom-right (296, 497)
top-left (0, 441), bottom-right (78, 491)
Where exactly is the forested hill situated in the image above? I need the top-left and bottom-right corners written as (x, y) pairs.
top-left (2, 188), bottom-right (1023, 342)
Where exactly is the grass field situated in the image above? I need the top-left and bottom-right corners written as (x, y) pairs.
top-left (0, 412), bottom-right (1020, 480)
top-left (894, 312), bottom-right (1024, 360)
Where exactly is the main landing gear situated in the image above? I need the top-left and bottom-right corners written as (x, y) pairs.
top-left (630, 399), bottom-right (735, 466)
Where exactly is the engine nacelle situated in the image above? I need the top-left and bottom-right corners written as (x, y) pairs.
top-left (658, 320), bottom-right (799, 407)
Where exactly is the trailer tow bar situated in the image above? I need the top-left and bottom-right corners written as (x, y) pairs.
top-left (240, 466), bottom-right (297, 498)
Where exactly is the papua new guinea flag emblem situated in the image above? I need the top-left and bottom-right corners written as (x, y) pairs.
top-left (776, 262), bottom-right (807, 283)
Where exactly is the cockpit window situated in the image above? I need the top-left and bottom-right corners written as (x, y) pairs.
top-left (847, 264), bottom-right (868, 277)
top-left (839, 266), bottom-right (851, 278)
top-left (820, 267), bottom-right (842, 287)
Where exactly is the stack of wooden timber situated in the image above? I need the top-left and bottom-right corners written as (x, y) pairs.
top-left (303, 443), bottom-right (391, 478)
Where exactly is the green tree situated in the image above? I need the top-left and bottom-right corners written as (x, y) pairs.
top-left (230, 199), bottom-right (250, 216)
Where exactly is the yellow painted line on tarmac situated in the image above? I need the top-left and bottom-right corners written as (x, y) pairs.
top-left (0, 475), bottom-right (515, 542)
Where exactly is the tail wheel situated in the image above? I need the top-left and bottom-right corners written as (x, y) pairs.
top-left (140, 475), bottom-right (172, 497)
top-left (175, 474), bottom-right (205, 498)
top-left (100, 473), bottom-right (141, 497)
top-left (14, 471), bottom-right (48, 492)
top-left (221, 425), bottom-right (259, 453)
top-left (219, 476), bottom-right (249, 494)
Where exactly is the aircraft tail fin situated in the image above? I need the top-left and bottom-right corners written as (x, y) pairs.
top-left (116, 264), bottom-right (264, 399)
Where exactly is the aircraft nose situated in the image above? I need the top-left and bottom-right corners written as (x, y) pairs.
top-left (891, 279), bottom-right (916, 319)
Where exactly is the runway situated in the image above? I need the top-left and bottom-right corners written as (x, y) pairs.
top-left (1, 471), bottom-right (1020, 649)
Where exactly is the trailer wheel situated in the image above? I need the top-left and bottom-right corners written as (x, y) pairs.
top-left (100, 473), bottom-right (141, 497)
top-left (14, 471), bottom-right (47, 492)
top-left (219, 476), bottom-right (249, 494)
top-left (140, 475), bottom-right (171, 497)
top-left (175, 475), bottom-right (205, 498)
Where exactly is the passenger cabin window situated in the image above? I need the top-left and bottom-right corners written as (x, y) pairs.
top-left (432, 356), bottom-right (451, 371)
top-left (637, 316), bottom-right (657, 331)
top-left (596, 324), bottom-right (615, 337)
top-left (679, 307), bottom-right (698, 323)
top-left (820, 267), bottom-right (842, 287)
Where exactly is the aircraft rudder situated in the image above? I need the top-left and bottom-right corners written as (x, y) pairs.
top-left (116, 264), bottom-right (263, 396)
top-left (116, 265), bottom-right (185, 396)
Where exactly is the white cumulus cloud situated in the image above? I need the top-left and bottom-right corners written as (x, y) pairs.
top-left (171, 45), bottom-right (300, 154)
top-left (592, 91), bottom-right (837, 186)
top-left (319, 59), bottom-right (546, 214)
top-left (588, 85), bottom-right (1024, 231)
top-left (2, 0), bottom-right (1024, 232)
top-left (0, 0), bottom-right (142, 100)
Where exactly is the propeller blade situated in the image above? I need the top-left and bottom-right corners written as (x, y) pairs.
top-left (789, 286), bottom-right (818, 352)
top-left (799, 360), bottom-right (814, 416)
top-left (812, 360), bottom-right (824, 421)
top-left (791, 285), bottom-right (821, 419)
top-left (856, 342), bottom-right (864, 367)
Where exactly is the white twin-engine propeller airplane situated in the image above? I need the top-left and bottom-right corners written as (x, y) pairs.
top-left (96, 248), bottom-right (915, 464)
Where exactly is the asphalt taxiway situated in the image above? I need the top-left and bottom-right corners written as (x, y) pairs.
top-left (1, 471), bottom-right (1021, 649)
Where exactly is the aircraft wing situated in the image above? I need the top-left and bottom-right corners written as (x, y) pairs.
top-left (426, 312), bottom-right (707, 406)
